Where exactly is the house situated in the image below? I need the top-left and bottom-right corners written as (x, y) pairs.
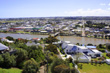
top-left (86, 46), bottom-right (102, 58)
top-left (0, 43), bottom-right (9, 53)
top-left (26, 41), bottom-right (40, 46)
top-left (64, 44), bottom-right (74, 54)
top-left (61, 41), bottom-right (70, 49)
top-left (1, 38), bottom-right (14, 43)
top-left (64, 44), bottom-right (83, 54)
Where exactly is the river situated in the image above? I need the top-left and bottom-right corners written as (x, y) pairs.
top-left (0, 33), bottom-right (110, 45)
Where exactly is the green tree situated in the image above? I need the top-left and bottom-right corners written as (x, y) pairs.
top-left (51, 58), bottom-right (69, 73)
top-left (28, 46), bottom-right (44, 62)
top-left (0, 55), bottom-right (4, 67)
top-left (106, 43), bottom-right (110, 51)
top-left (6, 36), bottom-right (14, 41)
top-left (51, 58), bottom-right (78, 73)
top-left (46, 44), bottom-right (58, 54)
top-left (2, 52), bottom-right (16, 68)
top-left (45, 35), bottom-right (58, 44)
top-left (15, 49), bottom-right (28, 68)
top-left (22, 58), bottom-right (39, 73)
top-left (54, 64), bottom-right (69, 73)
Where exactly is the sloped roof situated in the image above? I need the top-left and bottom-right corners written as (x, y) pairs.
top-left (0, 43), bottom-right (9, 50)
top-left (71, 46), bottom-right (77, 51)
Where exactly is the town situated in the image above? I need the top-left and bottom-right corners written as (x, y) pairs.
top-left (0, 17), bottom-right (110, 39)
top-left (1, 0), bottom-right (110, 73)
top-left (0, 17), bottom-right (110, 73)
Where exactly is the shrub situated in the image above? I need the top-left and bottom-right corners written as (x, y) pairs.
top-left (46, 44), bottom-right (58, 54)
top-left (6, 36), bottom-right (14, 41)
top-left (2, 52), bottom-right (16, 68)
top-left (22, 58), bottom-right (39, 73)
top-left (106, 53), bottom-right (110, 57)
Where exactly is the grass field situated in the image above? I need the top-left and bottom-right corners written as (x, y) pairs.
top-left (0, 68), bottom-right (22, 73)
top-left (78, 63), bottom-right (110, 73)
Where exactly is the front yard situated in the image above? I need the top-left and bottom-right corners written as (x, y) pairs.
top-left (78, 63), bottom-right (110, 73)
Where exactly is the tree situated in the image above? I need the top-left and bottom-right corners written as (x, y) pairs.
top-left (106, 43), bottom-right (110, 51)
top-left (46, 44), bottom-right (58, 54)
top-left (87, 43), bottom-right (93, 46)
top-left (54, 64), bottom-right (69, 73)
top-left (45, 35), bottom-right (58, 44)
top-left (6, 36), bottom-right (14, 41)
top-left (2, 52), bottom-right (16, 68)
top-left (15, 49), bottom-right (28, 68)
top-left (28, 46), bottom-right (44, 62)
top-left (0, 55), bottom-right (4, 67)
top-left (51, 58), bottom-right (78, 73)
top-left (99, 44), bottom-right (103, 48)
top-left (22, 58), bottom-right (39, 73)
top-left (51, 58), bottom-right (69, 73)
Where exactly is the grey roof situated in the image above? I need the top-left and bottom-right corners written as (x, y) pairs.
top-left (0, 43), bottom-right (9, 50)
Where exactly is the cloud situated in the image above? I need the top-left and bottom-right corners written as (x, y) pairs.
top-left (64, 9), bottom-right (110, 16)
top-left (108, 3), bottom-right (110, 6)
top-left (108, 8), bottom-right (110, 10)
top-left (100, 3), bottom-right (106, 6)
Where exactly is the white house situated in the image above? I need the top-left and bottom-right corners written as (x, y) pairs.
top-left (86, 46), bottom-right (102, 58)
top-left (64, 44), bottom-right (83, 54)
top-left (61, 41), bottom-right (70, 49)
top-left (1, 38), bottom-right (14, 43)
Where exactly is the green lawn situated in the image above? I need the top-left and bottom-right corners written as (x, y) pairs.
top-left (78, 63), bottom-right (110, 73)
top-left (0, 68), bottom-right (22, 73)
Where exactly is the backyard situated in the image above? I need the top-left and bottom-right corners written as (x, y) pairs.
top-left (78, 63), bottom-right (110, 73)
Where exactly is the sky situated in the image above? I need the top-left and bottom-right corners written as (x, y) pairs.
top-left (0, 0), bottom-right (110, 18)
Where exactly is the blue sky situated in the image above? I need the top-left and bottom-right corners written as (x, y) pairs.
top-left (0, 0), bottom-right (110, 18)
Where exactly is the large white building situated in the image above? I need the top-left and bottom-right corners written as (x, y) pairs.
top-left (61, 41), bottom-right (102, 62)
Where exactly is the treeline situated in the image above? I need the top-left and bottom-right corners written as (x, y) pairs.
top-left (64, 16), bottom-right (110, 20)
top-left (85, 21), bottom-right (108, 29)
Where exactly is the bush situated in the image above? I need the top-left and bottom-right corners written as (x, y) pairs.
top-left (67, 57), bottom-right (73, 63)
top-left (78, 64), bottom-right (83, 69)
top-left (2, 52), bottom-right (16, 68)
top-left (106, 53), bottom-right (110, 58)
top-left (6, 36), bottom-right (14, 41)
top-left (51, 58), bottom-right (68, 73)
top-left (87, 43), bottom-right (93, 46)
top-left (22, 58), bottom-right (39, 73)
top-left (44, 35), bottom-right (58, 44)
top-left (99, 49), bottom-right (105, 52)
top-left (15, 49), bottom-right (28, 68)
top-left (0, 55), bottom-right (4, 67)
top-left (28, 46), bottom-right (44, 62)
top-left (51, 58), bottom-right (78, 73)
top-left (46, 44), bottom-right (59, 54)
